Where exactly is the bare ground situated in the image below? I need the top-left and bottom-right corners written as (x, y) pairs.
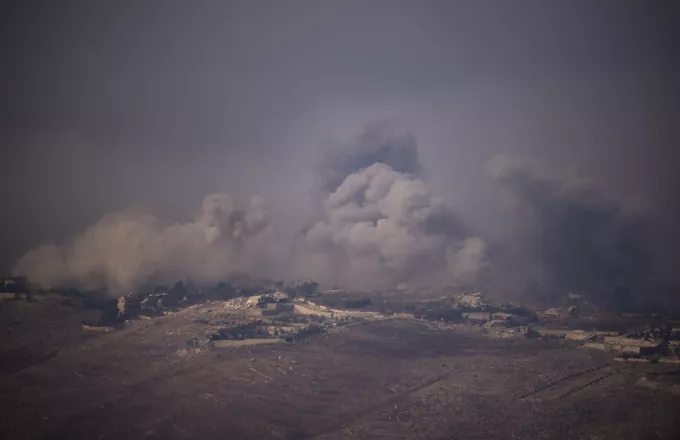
top-left (1, 296), bottom-right (679, 440)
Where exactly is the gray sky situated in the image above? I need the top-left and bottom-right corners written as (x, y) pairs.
top-left (1, 1), bottom-right (678, 288)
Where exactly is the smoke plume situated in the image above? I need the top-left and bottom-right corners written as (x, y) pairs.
top-left (488, 155), bottom-right (652, 303)
top-left (298, 122), bottom-right (486, 288)
top-left (318, 121), bottom-right (423, 194)
top-left (12, 193), bottom-right (271, 293)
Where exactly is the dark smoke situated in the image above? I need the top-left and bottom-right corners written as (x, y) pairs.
top-left (318, 121), bottom-right (423, 193)
top-left (489, 155), bottom-right (652, 304)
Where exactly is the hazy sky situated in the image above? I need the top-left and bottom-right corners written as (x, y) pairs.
top-left (1, 1), bottom-right (678, 285)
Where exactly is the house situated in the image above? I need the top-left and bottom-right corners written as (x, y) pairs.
top-left (463, 312), bottom-right (491, 324)
top-left (603, 336), bottom-right (662, 355)
top-left (456, 292), bottom-right (486, 309)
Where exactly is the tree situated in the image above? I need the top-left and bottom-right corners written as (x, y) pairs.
top-left (167, 281), bottom-right (188, 306)
top-left (284, 286), bottom-right (297, 298)
top-left (299, 281), bottom-right (319, 297)
top-left (215, 282), bottom-right (236, 299)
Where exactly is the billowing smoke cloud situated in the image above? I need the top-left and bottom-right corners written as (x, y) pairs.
top-left (488, 155), bottom-right (652, 303)
top-left (12, 193), bottom-right (271, 293)
top-left (298, 122), bottom-right (486, 288)
top-left (12, 122), bottom-right (486, 293)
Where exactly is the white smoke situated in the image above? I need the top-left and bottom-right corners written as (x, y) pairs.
top-left (12, 193), bottom-right (271, 293)
top-left (300, 163), bottom-right (486, 288)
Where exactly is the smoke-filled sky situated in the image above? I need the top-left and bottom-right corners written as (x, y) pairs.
top-left (1, 2), bottom-right (678, 298)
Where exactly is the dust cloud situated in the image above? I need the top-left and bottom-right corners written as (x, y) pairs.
top-left (12, 193), bottom-right (271, 293)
